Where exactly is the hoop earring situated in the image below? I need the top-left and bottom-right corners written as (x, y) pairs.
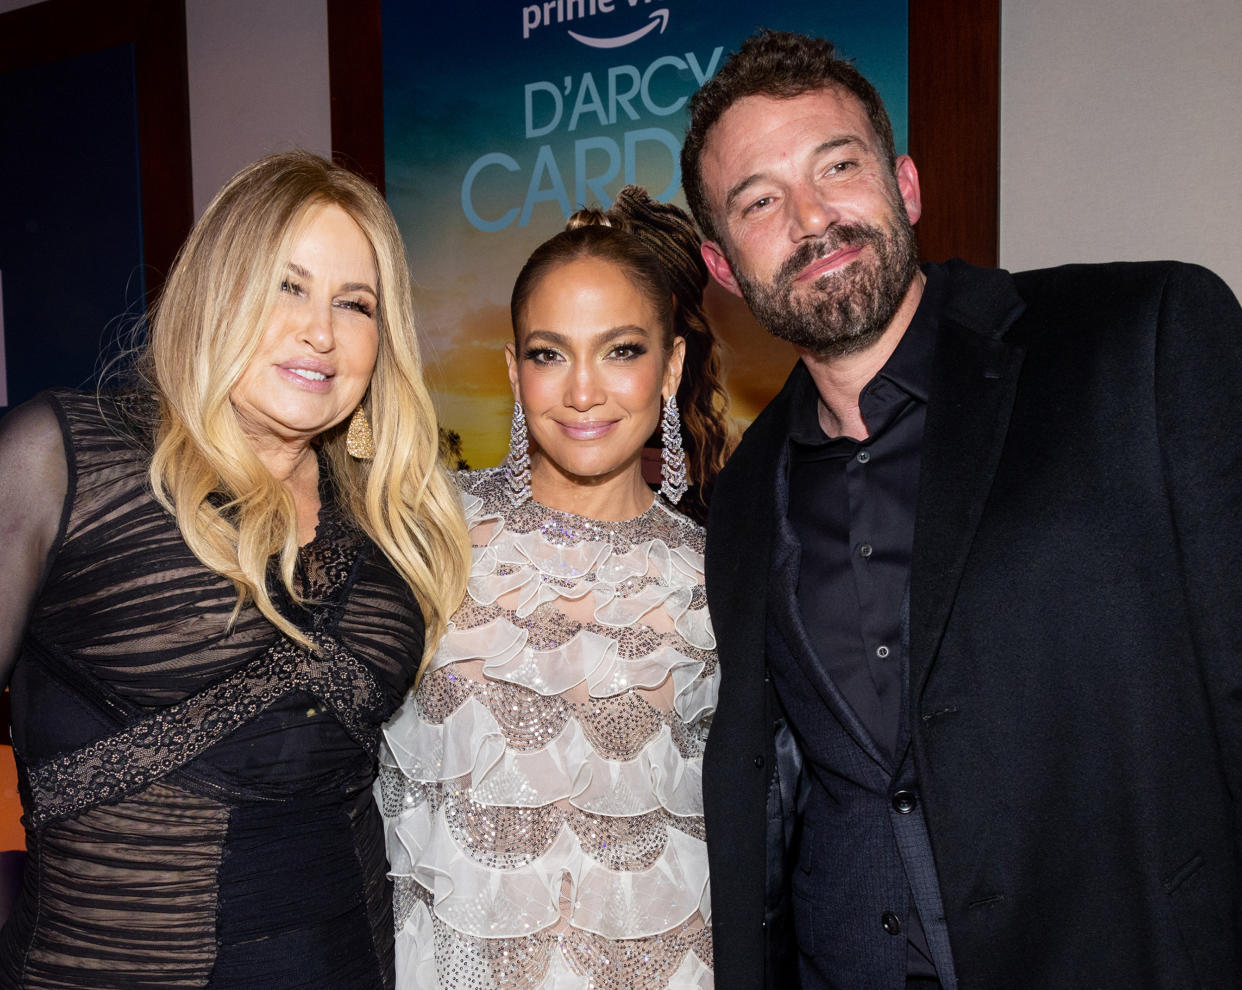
top-left (346, 404), bottom-right (375, 460)
top-left (505, 401), bottom-right (532, 506)
top-left (659, 395), bottom-right (687, 505)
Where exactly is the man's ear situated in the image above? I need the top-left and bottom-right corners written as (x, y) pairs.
top-left (894, 154), bottom-right (922, 225)
top-left (701, 241), bottom-right (744, 298)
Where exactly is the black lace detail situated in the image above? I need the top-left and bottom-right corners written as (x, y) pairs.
top-left (26, 631), bottom-right (389, 829)
top-left (301, 513), bottom-right (362, 602)
top-left (288, 500), bottom-right (369, 631)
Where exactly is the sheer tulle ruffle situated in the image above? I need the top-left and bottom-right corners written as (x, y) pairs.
top-left (388, 800), bottom-right (709, 939)
top-left (396, 901), bottom-right (713, 990)
top-left (427, 615), bottom-right (716, 724)
top-left (385, 695), bottom-right (706, 815)
top-left (462, 492), bottom-right (714, 654)
top-left (379, 470), bottom-right (716, 988)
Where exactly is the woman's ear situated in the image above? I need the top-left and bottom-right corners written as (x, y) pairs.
top-left (663, 335), bottom-right (686, 400)
top-left (504, 341), bottom-right (521, 403)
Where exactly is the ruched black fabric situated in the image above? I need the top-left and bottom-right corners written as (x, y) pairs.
top-left (0, 390), bottom-right (424, 989)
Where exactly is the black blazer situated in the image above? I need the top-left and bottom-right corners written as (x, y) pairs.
top-left (704, 260), bottom-right (1242, 989)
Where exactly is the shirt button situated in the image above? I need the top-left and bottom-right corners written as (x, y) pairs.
top-left (859, 543), bottom-right (873, 558)
top-left (876, 644), bottom-right (890, 659)
top-left (856, 450), bottom-right (871, 463)
top-left (753, 755), bottom-right (765, 769)
top-left (892, 789), bottom-right (917, 814)
top-left (882, 911), bottom-right (902, 935)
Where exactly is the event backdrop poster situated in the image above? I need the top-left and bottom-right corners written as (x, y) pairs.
top-left (384, 1), bottom-right (907, 469)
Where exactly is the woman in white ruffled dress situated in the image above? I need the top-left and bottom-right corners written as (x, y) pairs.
top-left (377, 187), bottom-right (734, 989)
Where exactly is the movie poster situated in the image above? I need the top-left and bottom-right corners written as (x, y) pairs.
top-left (383, 1), bottom-right (907, 468)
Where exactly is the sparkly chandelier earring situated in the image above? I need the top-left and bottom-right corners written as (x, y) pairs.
top-left (659, 394), bottom-right (687, 505)
top-left (505, 400), bottom-right (532, 506)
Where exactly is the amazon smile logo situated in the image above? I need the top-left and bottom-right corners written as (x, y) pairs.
top-left (522, 0), bottom-right (671, 47)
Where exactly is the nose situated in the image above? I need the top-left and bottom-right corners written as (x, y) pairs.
top-left (299, 303), bottom-right (335, 352)
top-left (564, 359), bottom-right (605, 412)
top-left (788, 183), bottom-right (838, 240)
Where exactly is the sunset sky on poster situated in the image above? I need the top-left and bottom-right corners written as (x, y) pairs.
top-left (383, 0), bottom-right (907, 469)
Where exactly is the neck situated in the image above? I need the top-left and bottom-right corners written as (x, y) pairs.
top-left (245, 436), bottom-right (323, 543)
top-left (529, 457), bottom-right (655, 521)
top-left (797, 269), bottom-right (926, 440)
top-left (247, 436), bottom-right (318, 489)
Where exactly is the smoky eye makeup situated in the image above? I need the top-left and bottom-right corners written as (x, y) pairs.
top-left (523, 345), bottom-right (562, 364)
top-left (608, 340), bottom-right (649, 360)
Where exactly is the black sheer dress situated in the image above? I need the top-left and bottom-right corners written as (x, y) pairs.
top-left (0, 390), bottom-right (423, 989)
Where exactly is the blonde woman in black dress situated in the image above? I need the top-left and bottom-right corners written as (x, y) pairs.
top-left (0, 151), bottom-right (469, 989)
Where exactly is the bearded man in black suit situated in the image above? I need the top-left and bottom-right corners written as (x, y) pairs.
top-left (682, 29), bottom-right (1242, 990)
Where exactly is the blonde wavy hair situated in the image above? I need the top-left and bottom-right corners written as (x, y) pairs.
top-left (141, 150), bottom-right (468, 673)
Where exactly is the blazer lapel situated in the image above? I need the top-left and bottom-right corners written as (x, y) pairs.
top-left (705, 371), bottom-right (792, 705)
top-left (910, 262), bottom-right (1028, 699)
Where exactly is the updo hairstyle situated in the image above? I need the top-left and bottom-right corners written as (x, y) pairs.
top-left (509, 186), bottom-right (733, 522)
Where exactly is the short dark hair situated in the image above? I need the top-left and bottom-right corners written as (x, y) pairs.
top-left (680, 29), bottom-right (897, 242)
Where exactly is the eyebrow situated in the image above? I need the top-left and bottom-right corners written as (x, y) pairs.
top-left (723, 135), bottom-right (869, 214)
top-left (286, 261), bottom-right (377, 296)
top-left (522, 325), bottom-right (652, 350)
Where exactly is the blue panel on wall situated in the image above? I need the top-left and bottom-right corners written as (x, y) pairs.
top-left (0, 43), bottom-right (145, 413)
top-left (381, 1), bottom-right (907, 465)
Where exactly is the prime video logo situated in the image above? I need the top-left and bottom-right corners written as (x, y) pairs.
top-left (522, 0), bottom-right (670, 48)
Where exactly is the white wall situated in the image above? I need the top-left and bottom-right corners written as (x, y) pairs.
top-left (185, 0), bottom-right (332, 216)
top-left (1000, 0), bottom-right (1242, 297)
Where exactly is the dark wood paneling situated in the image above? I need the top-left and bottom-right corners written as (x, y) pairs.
top-left (0, 0), bottom-right (193, 298)
top-left (132, 0), bottom-right (193, 288)
top-left (909, 0), bottom-right (1001, 266)
top-left (328, 0), bottom-right (385, 192)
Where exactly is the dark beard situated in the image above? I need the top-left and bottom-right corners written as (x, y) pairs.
top-left (732, 210), bottom-right (919, 358)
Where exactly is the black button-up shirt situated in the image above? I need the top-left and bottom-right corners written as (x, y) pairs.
top-left (785, 264), bottom-right (945, 981)
top-left (787, 266), bottom-right (942, 758)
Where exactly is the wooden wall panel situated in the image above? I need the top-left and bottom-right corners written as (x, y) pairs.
top-left (909, 0), bottom-right (1001, 265)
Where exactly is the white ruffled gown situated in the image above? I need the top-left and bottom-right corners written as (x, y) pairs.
top-left (377, 468), bottom-right (718, 989)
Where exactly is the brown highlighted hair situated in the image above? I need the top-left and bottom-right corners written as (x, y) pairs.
top-left (681, 29), bottom-right (897, 242)
top-left (510, 186), bottom-right (733, 522)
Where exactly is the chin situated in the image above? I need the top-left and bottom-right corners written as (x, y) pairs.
top-left (555, 461), bottom-right (622, 483)
top-left (539, 451), bottom-right (634, 485)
